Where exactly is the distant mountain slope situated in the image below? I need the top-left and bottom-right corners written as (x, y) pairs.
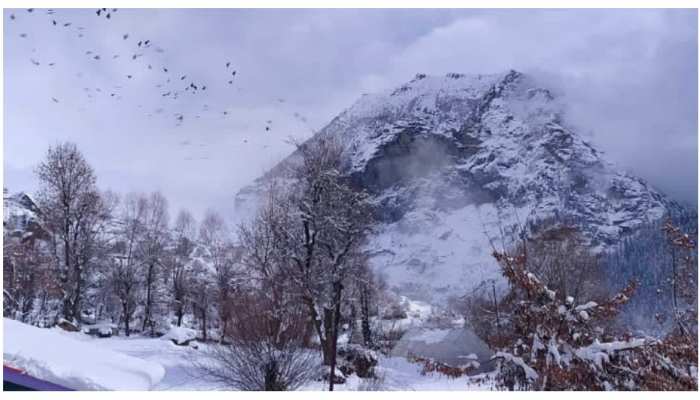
top-left (235, 70), bottom-right (684, 303)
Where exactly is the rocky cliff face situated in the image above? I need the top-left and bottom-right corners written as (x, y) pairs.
top-left (235, 70), bottom-right (683, 303)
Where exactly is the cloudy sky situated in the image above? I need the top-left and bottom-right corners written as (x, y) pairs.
top-left (4, 8), bottom-right (697, 219)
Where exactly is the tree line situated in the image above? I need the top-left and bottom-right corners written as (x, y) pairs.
top-left (3, 139), bottom-right (386, 390)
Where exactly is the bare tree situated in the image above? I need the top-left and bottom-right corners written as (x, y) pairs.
top-left (3, 238), bottom-right (50, 323)
top-left (662, 220), bottom-right (698, 338)
top-left (521, 225), bottom-right (606, 302)
top-left (200, 210), bottom-right (240, 340)
top-left (35, 142), bottom-right (102, 324)
top-left (109, 193), bottom-right (146, 336)
top-left (137, 192), bottom-right (170, 335)
top-left (168, 209), bottom-right (197, 327)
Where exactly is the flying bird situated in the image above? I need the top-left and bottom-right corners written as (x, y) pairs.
top-left (127, 75), bottom-right (132, 79)
top-left (123, 33), bottom-right (129, 40)
top-left (232, 70), bottom-right (237, 76)
top-left (137, 41), bottom-right (142, 47)
top-left (180, 75), bottom-right (186, 80)
top-left (48, 62), bottom-right (55, 66)
top-left (30, 58), bottom-right (40, 66)
top-left (96, 9), bottom-right (101, 16)
top-left (10, 14), bottom-right (15, 20)
top-left (226, 61), bottom-right (231, 68)
top-left (163, 67), bottom-right (168, 72)
top-left (19, 33), bottom-right (27, 38)
top-left (52, 20), bottom-right (57, 26)
top-left (64, 22), bottom-right (71, 27)
top-left (106, 13), bottom-right (111, 19)
top-left (94, 55), bottom-right (101, 60)
top-left (27, 9), bottom-right (34, 13)
top-left (51, 97), bottom-right (59, 103)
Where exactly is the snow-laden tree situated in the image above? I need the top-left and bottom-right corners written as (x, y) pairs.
top-left (270, 138), bottom-right (373, 390)
top-left (489, 235), bottom-right (697, 390)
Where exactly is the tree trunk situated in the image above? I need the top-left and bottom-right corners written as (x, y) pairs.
top-left (323, 308), bottom-right (334, 366)
top-left (142, 263), bottom-right (154, 334)
top-left (201, 305), bottom-right (208, 342)
top-left (303, 296), bottom-right (329, 364)
top-left (123, 302), bottom-right (131, 337)
top-left (349, 302), bottom-right (362, 345)
top-left (176, 304), bottom-right (183, 327)
top-left (72, 273), bottom-right (82, 324)
top-left (360, 287), bottom-right (373, 347)
top-left (329, 281), bottom-right (343, 392)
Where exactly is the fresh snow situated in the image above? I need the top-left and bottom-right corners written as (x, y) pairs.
top-left (161, 326), bottom-right (198, 345)
top-left (3, 318), bottom-right (495, 391)
top-left (3, 318), bottom-right (166, 390)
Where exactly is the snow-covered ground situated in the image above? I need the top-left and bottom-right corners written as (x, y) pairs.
top-left (3, 318), bottom-right (166, 390)
top-left (3, 318), bottom-right (495, 391)
top-left (302, 356), bottom-right (494, 391)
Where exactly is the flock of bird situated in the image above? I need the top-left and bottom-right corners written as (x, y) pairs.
top-left (8, 8), bottom-right (311, 160)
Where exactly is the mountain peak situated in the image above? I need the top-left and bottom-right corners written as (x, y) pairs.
top-left (236, 70), bottom-right (682, 303)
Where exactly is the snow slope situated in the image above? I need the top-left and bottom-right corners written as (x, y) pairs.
top-left (3, 318), bottom-right (166, 390)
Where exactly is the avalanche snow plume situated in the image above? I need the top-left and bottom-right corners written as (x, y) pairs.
top-left (235, 70), bottom-right (684, 303)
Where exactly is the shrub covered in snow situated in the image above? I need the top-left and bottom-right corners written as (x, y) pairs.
top-left (487, 234), bottom-right (698, 391)
top-left (161, 326), bottom-right (198, 345)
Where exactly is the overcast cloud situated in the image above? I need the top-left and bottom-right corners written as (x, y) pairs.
top-left (3, 8), bottom-right (697, 219)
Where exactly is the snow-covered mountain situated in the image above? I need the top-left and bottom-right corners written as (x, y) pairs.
top-left (235, 70), bottom-right (684, 303)
top-left (3, 189), bottom-right (43, 241)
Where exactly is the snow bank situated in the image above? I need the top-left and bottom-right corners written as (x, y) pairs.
top-left (161, 326), bottom-right (197, 345)
top-left (3, 318), bottom-right (165, 390)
